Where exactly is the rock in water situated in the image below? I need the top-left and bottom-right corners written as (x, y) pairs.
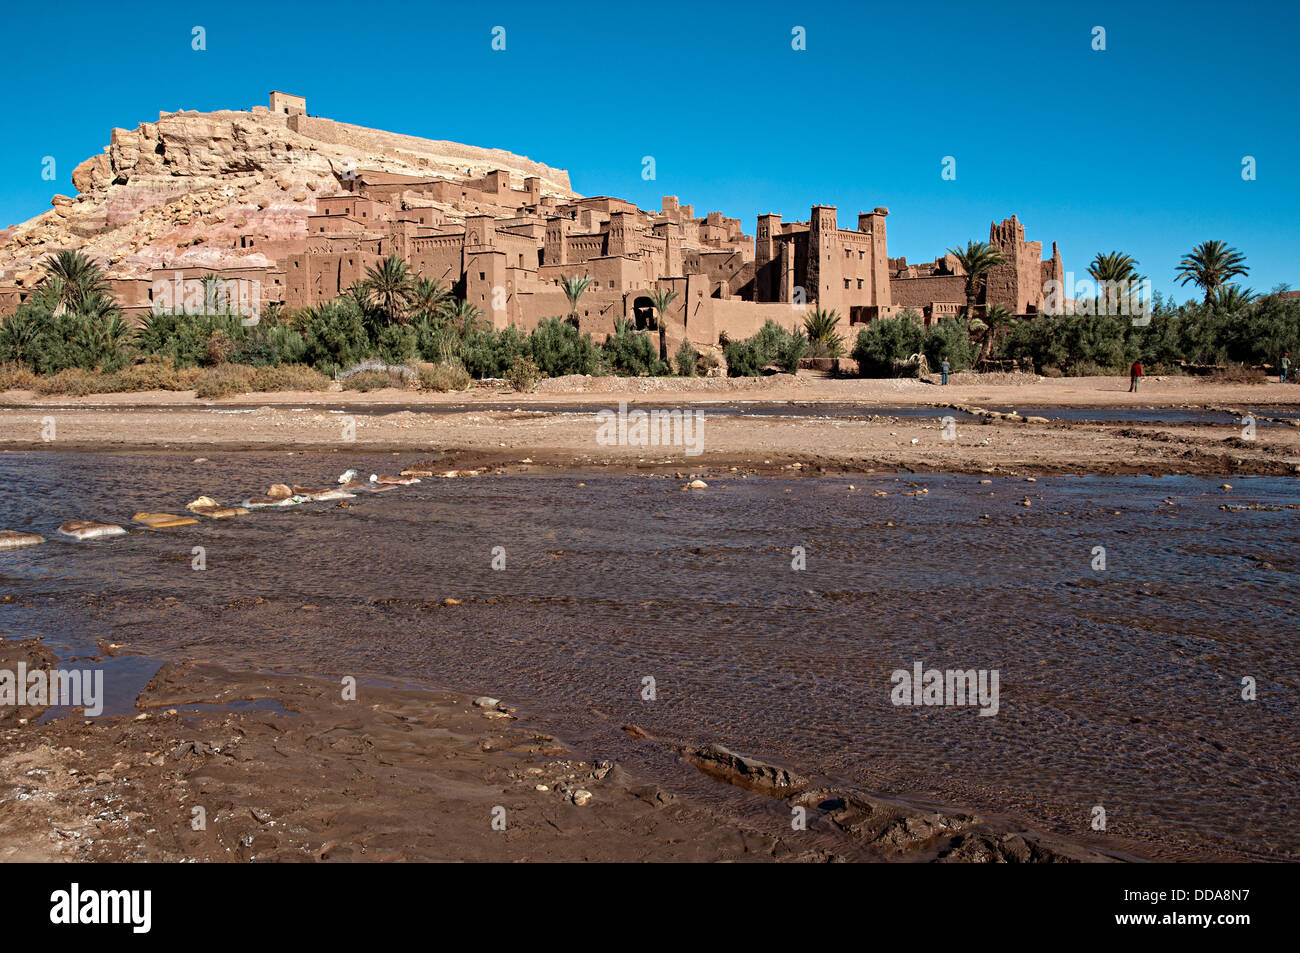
top-left (680, 743), bottom-right (809, 795)
top-left (58, 520), bottom-right (127, 541)
top-left (133, 512), bottom-right (199, 529)
top-left (185, 496), bottom-right (248, 519)
top-left (0, 530), bottom-right (45, 550)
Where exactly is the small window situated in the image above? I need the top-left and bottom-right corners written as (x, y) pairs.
top-left (844, 279), bottom-right (850, 289)
top-left (480, 272), bottom-right (485, 280)
top-left (857, 279), bottom-right (863, 289)
top-left (845, 249), bottom-right (851, 258)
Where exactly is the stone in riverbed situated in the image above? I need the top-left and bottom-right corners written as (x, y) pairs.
top-left (473, 696), bottom-right (500, 709)
top-left (680, 742), bottom-right (809, 796)
top-left (0, 530), bottom-right (44, 550)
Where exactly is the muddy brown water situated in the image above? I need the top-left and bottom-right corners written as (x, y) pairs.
top-left (0, 451), bottom-right (1296, 860)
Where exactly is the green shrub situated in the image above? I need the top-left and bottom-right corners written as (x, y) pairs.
top-left (377, 324), bottom-right (418, 364)
top-left (302, 300), bottom-right (371, 376)
top-left (674, 339), bottom-right (700, 376)
top-left (230, 322), bottom-right (308, 367)
top-left (922, 318), bottom-right (978, 373)
top-left (529, 317), bottom-right (599, 377)
top-left (852, 317), bottom-right (926, 377)
top-left (724, 320), bottom-right (806, 376)
top-left (461, 325), bottom-right (529, 378)
top-left (603, 318), bottom-right (659, 375)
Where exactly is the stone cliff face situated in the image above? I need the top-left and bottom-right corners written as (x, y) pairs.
top-left (0, 106), bottom-right (576, 285)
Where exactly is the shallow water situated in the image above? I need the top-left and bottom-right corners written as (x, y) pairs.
top-left (0, 451), bottom-right (1296, 859)
top-left (21, 399), bottom-right (1299, 427)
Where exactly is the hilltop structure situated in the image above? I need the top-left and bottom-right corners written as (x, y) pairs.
top-left (0, 94), bottom-right (1065, 356)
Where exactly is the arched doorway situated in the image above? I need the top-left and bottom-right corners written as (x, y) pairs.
top-left (632, 295), bottom-right (655, 331)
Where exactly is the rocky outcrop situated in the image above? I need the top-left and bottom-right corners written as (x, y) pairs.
top-left (679, 743), bottom-right (809, 795)
top-left (2, 104), bottom-right (577, 285)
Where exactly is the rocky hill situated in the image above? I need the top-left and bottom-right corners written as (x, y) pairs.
top-left (0, 101), bottom-right (576, 285)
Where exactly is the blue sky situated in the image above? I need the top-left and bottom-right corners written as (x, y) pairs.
top-left (1, 0), bottom-right (1295, 295)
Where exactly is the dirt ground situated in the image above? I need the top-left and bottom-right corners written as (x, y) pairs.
top-left (1, 373), bottom-right (1297, 476)
top-left (0, 372), bottom-right (1293, 862)
top-left (0, 639), bottom-right (1121, 863)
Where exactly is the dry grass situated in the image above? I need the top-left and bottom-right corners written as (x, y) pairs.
top-left (341, 369), bottom-right (409, 392)
top-left (195, 364), bottom-right (330, 399)
top-left (0, 363), bottom-right (40, 392)
top-left (415, 362), bottom-right (471, 392)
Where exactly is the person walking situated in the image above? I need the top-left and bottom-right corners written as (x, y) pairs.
top-left (940, 358), bottom-right (950, 386)
top-left (1129, 360), bottom-right (1143, 393)
top-left (1282, 352), bottom-right (1290, 383)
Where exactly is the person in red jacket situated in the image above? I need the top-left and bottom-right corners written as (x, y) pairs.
top-left (1129, 360), bottom-right (1143, 393)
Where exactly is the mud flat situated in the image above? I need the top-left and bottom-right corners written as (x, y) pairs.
top-left (0, 639), bottom-right (1124, 863)
top-left (1, 374), bottom-right (1298, 477)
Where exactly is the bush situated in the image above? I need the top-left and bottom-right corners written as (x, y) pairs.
top-left (603, 318), bottom-right (659, 376)
top-left (14, 305), bottom-right (132, 375)
top-left (0, 363), bottom-right (40, 391)
top-left (724, 320), bottom-right (806, 376)
top-left (342, 369), bottom-right (408, 391)
top-left (249, 364), bottom-right (331, 392)
top-left (922, 318), bottom-right (979, 373)
top-left (230, 322), bottom-right (308, 368)
top-left (108, 358), bottom-right (203, 392)
top-left (416, 362), bottom-right (471, 392)
top-left (505, 355), bottom-right (542, 393)
top-left (529, 317), bottom-right (599, 377)
top-left (377, 324), bottom-right (418, 365)
top-left (302, 300), bottom-right (371, 376)
top-left (194, 363), bottom-right (329, 398)
top-left (33, 368), bottom-right (102, 396)
top-left (193, 365), bottom-right (256, 398)
top-left (675, 338), bottom-right (700, 376)
top-left (851, 317), bottom-right (926, 377)
top-left (461, 325), bottom-right (529, 378)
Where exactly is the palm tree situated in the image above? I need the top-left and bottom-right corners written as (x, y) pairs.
top-left (433, 299), bottom-right (484, 365)
top-left (361, 254), bottom-right (416, 325)
top-left (38, 249), bottom-right (108, 315)
top-left (0, 309), bottom-right (38, 365)
top-left (558, 274), bottom-right (593, 326)
top-left (1208, 284), bottom-right (1257, 312)
top-left (410, 276), bottom-right (451, 321)
top-left (802, 307), bottom-right (844, 357)
top-left (647, 287), bottom-right (678, 363)
top-left (200, 273), bottom-right (225, 314)
top-left (1087, 251), bottom-right (1146, 316)
top-left (1088, 251), bottom-right (1142, 285)
top-left (945, 240), bottom-right (1006, 319)
top-left (1176, 241), bottom-right (1249, 305)
top-left (981, 305), bottom-right (1014, 359)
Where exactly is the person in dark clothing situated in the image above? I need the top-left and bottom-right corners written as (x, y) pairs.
top-left (940, 358), bottom-right (950, 385)
top-left (1129, 361), bottom-right (1143, 393)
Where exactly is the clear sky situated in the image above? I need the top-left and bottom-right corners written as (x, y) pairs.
top-left (1, 0), bottom-right (1295, 296)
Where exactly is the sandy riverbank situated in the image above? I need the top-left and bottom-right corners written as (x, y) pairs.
top-left (0, 638), bottom-right (1122, 862)
top-left (1, 374), bottom-right (1298, 476)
